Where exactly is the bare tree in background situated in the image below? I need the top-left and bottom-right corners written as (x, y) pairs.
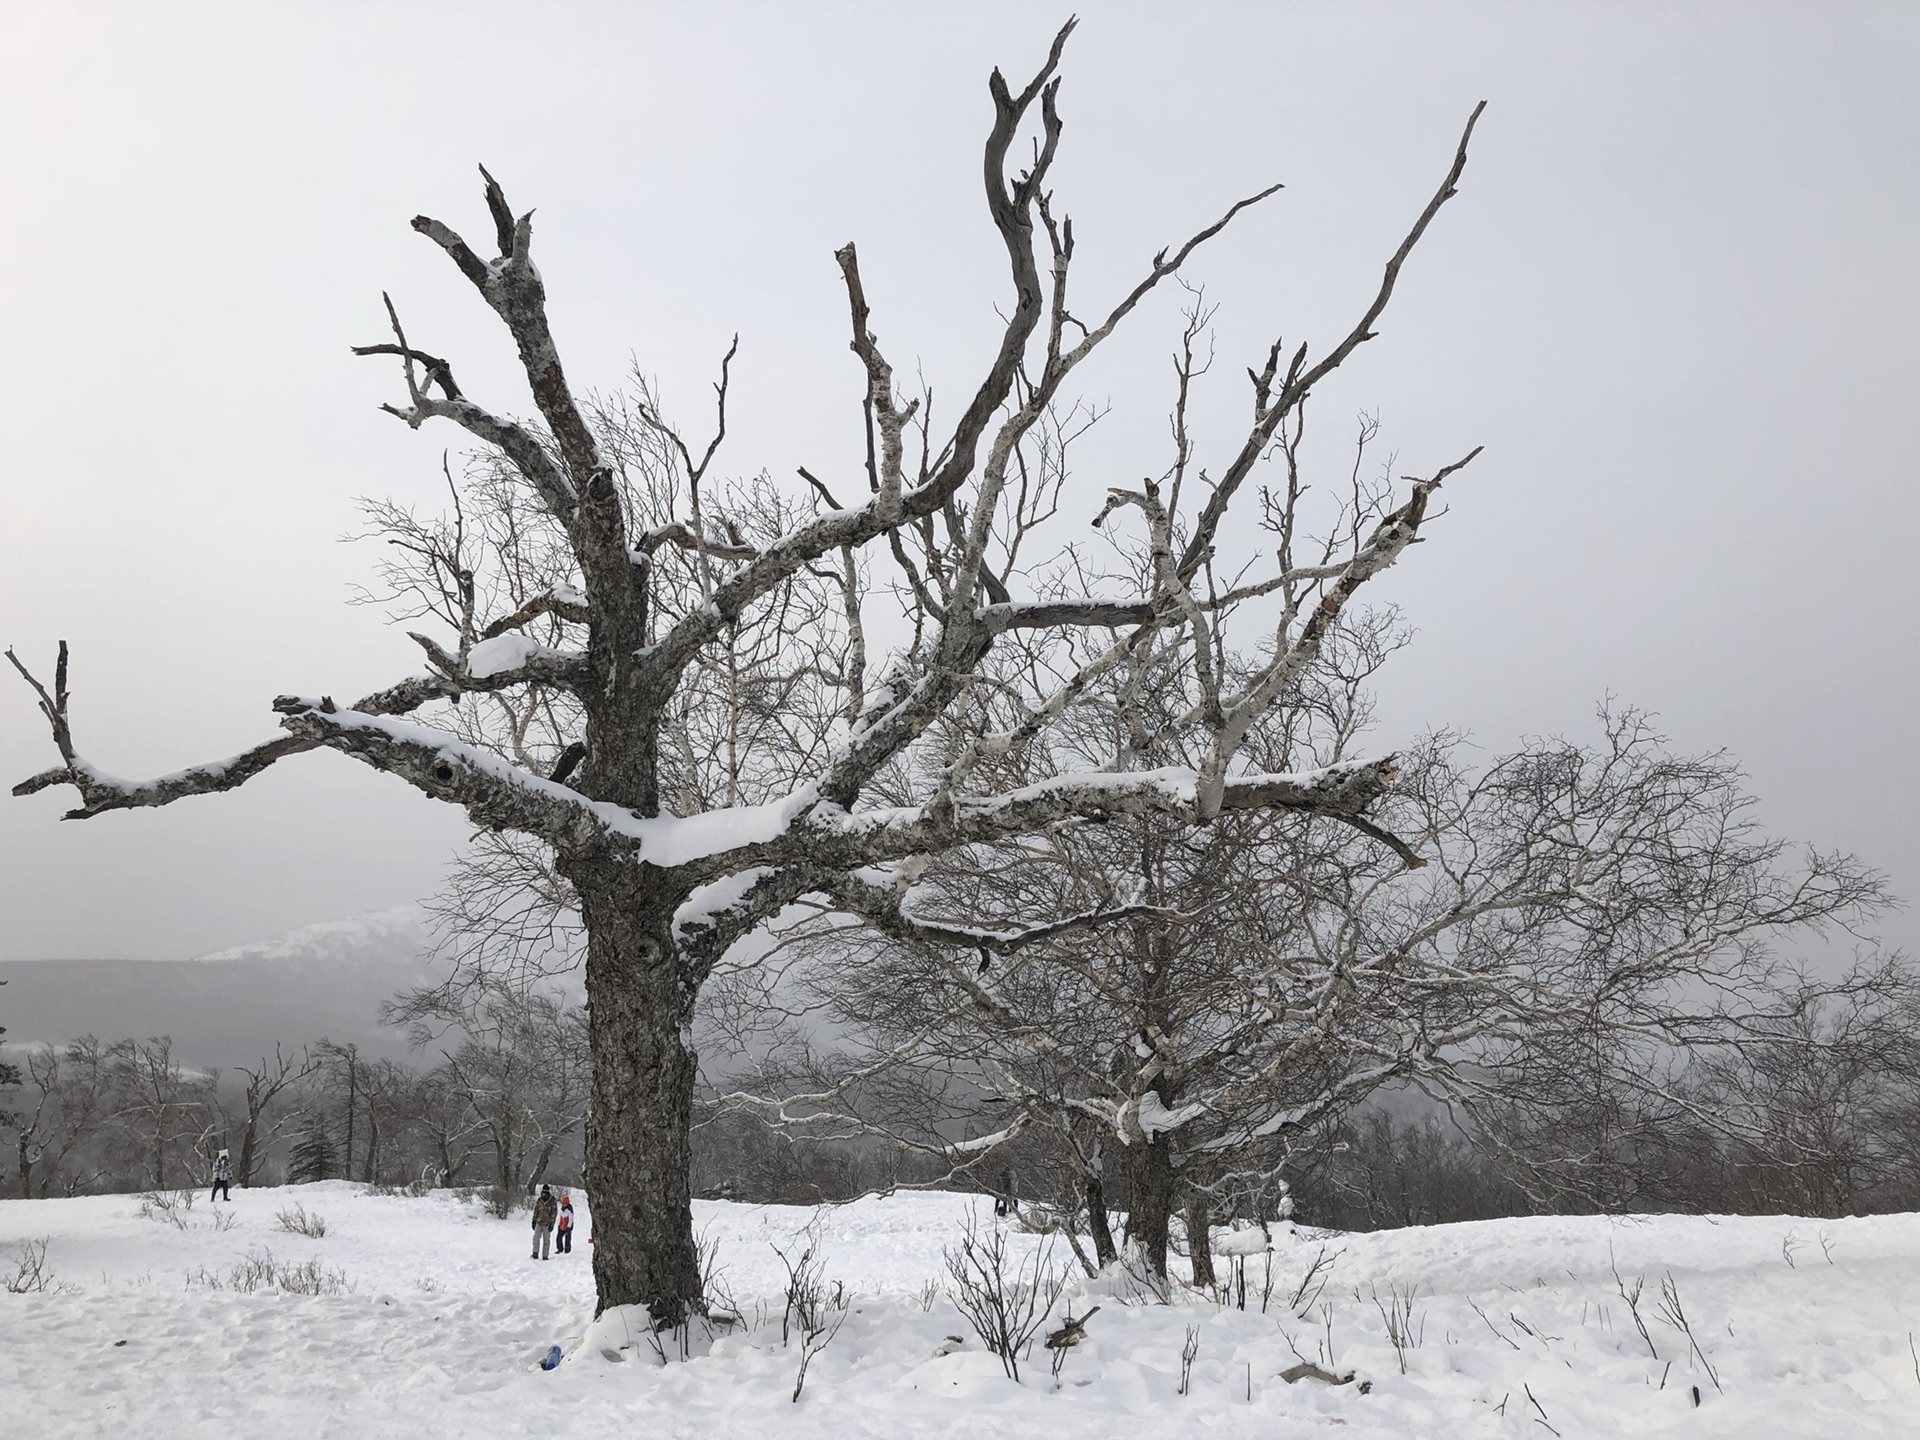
top-left (735, 704), bottom-right (1886, 1279)
top-left (227, 1045), bottom-right (321, 1187)
top-left (6, 1037), bottom-right (113, 1198)
top-left (9, 24), bottom-right (1486, 1324)
top-left (388, 975), bottom-right (590, 1195)
top-left (106, 1037), bottom-right (216, 1190)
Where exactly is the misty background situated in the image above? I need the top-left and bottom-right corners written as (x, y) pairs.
top-left (2, 0), bottom-right (1914, 1038)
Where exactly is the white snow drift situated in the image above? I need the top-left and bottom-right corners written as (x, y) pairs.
top-left (2, 1183), bottom-right (1917, 1437)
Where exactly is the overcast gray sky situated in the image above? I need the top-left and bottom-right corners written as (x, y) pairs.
top-left (2, 1), bottom-right (1914, 960)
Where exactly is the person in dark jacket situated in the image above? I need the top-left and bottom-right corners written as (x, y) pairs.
top-left (555, 1192), bottom-right (575, 1253)
top-left (531, 1184), bottom-right (558, 1260)
top-left (210, 1150), bottom-right (233, 1202)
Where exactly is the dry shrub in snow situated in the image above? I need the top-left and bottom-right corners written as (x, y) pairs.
top-left (275, 1202), bottom-right (328, 1238)
top-left (136, 1188), bottom-right (198, 1230)
top-left (789, 1304), bottom-right (849, 1404)
top-left (189, 1247), bottom-right (350, 1297)
top-left (773, 1222), bottom-right (836, 1346)
top-left (1368, 1280), bottom-right (1425, 1374)
top-left (4, 1237), bottom-right (73, 1296)
top-left (1178, 1325), bottom-right (1200, 1396)
top-left (479, 1186), bottom-right (520, 1220)
top-left (944, 1212), bottom-right (1066, 1383)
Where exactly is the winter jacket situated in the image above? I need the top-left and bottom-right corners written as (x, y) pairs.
top-left (532, 1193), bottom-right (559, 1230)
top-left (212, 1156), bottom-right (233, 1183)
top-left (557, 1202), bottom-right (574, 1231)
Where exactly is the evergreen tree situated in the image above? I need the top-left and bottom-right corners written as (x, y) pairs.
top-left (288, 1127), bottom-right (338, 1184)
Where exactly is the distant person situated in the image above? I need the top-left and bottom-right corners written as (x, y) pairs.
top-left (994, 1167), bottom-right (1019, 1218)
top-left (210, 1150), bottom-right (233, 1202)
top-left (556, 1192), bottom-right (575, 1254)
top-left (531, 1184), bottom-right (558, 1260)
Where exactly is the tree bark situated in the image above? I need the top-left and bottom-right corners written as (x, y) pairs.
top-left (343, 1049), bottom-right (357, 1183)
top-left (1126, 1133), bottom-right (1176, 1277)
top-left (528, 1137), bottom-right (556, 1189)
top-left (1185, 1190), bottom-right (1216, 1290)
top-left (361, 1108), bottom-right (381, 1185)
top-left (1084, 1168), bottom-right (1118, 1268)
top-left (574, 859), bottom-right (703, 1326)
top-left (237, 1107), bottom-right (260, 1188)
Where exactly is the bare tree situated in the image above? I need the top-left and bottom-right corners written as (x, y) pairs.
top-left (1490, 962), bottom-right (1920, 1217)
top-left (5, 1036), bottom-right (113, 1197)
top-left (227, 1045), bottom-right (321, 1187)
top-left (106, 1037), bottom-right (215, 1189)
top-left (389, 975), bottom-right (590, 1194)
top-left (9, 25), bottom-right (1485, 1324)
top-left (408, 1063), bottom-right (490, 1187)
top-left (735, 707), bottom-right (1886, 1277)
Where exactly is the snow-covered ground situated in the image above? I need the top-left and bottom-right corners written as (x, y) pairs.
top-left (3, 1182), bottom-right (1917, 1438)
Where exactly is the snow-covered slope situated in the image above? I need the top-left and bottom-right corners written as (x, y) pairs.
top-left (189, 905), bottom-right (433, 966)
top-left (2, 1184), bottom-right (1916, 1438)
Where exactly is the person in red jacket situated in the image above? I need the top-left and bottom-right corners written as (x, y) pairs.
top-left (555, 1192), bottom-right (575, 1254)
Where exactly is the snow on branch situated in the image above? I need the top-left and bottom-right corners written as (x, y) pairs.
top-left (409, 631), bottom-right (590, 689)
top-left (270, 702), bottom-right (626, 853)
top-left (6, 642), bottom-right (455, 822)
top-left (822, 869), bottom-right (1185, 959)
top-left (821, 758), bottom-right (1403, 864)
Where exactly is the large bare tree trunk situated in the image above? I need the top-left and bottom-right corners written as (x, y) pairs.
top-left (575, 861), bottom-right (702, 1323)
top-left (1127, 1134), bottom-right (1176, 1278)
top-left (1185, 1191), bottom-right (1216, 1290)
top-left (1084, 1168), bottom-right (1118, 1269)
top-left (237, 1119), bottom-right (260, 1188)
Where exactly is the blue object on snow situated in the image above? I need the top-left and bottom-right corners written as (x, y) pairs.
top-left (540, 1345), bottom-right (563, 1371)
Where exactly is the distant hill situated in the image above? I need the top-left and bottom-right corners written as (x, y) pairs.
top-left (0, 907), bottom-right (446, 1067)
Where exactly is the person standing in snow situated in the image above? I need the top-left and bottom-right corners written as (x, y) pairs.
top-left (209, 1150), bottom-right (233, 1202)
top-left (531, 1184), bottom-right (558, 1260)
top-left (994, 1167), bottom-right (1019, 1218)
top-left (555, 1192), bottom-right (575, 1254)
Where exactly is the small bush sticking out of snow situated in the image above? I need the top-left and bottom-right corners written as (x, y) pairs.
top-left (789, 1303), bottom-right (848, 1404)
top-left (187, 1247), bottom-right (350, 1296)
top-left (469, 1185), bottom-right (520, 1220)
top-left (136, 1189), bottom-right (199, 1230)
top-left (275, 1202), bottom-right (328, 1238)
top-left (4, 1237), bottom-right (74, 1295)
top-left (1369, 1280), bottom-right (1425, 1373)
top-left (697, 1225), bottom-right (740, 1325)
top-left (773, 1222), bottom-right (834, 1346)
top-left (944, 1209), bottom-right (1067, 1384)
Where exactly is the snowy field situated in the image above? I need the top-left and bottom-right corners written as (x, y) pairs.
top-left (3, 1183), bottom-right (1918, 1438)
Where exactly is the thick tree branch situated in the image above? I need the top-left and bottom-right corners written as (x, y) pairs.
top-left (7, 643), bottom-right (460, 821)
top-left (479, 587), bottom-right (591, 640)
top-left (271, 703), bottom-right (626, 854)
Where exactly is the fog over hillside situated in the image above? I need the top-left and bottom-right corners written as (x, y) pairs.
top-left (0, 907), bottom-right (455, 1066)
